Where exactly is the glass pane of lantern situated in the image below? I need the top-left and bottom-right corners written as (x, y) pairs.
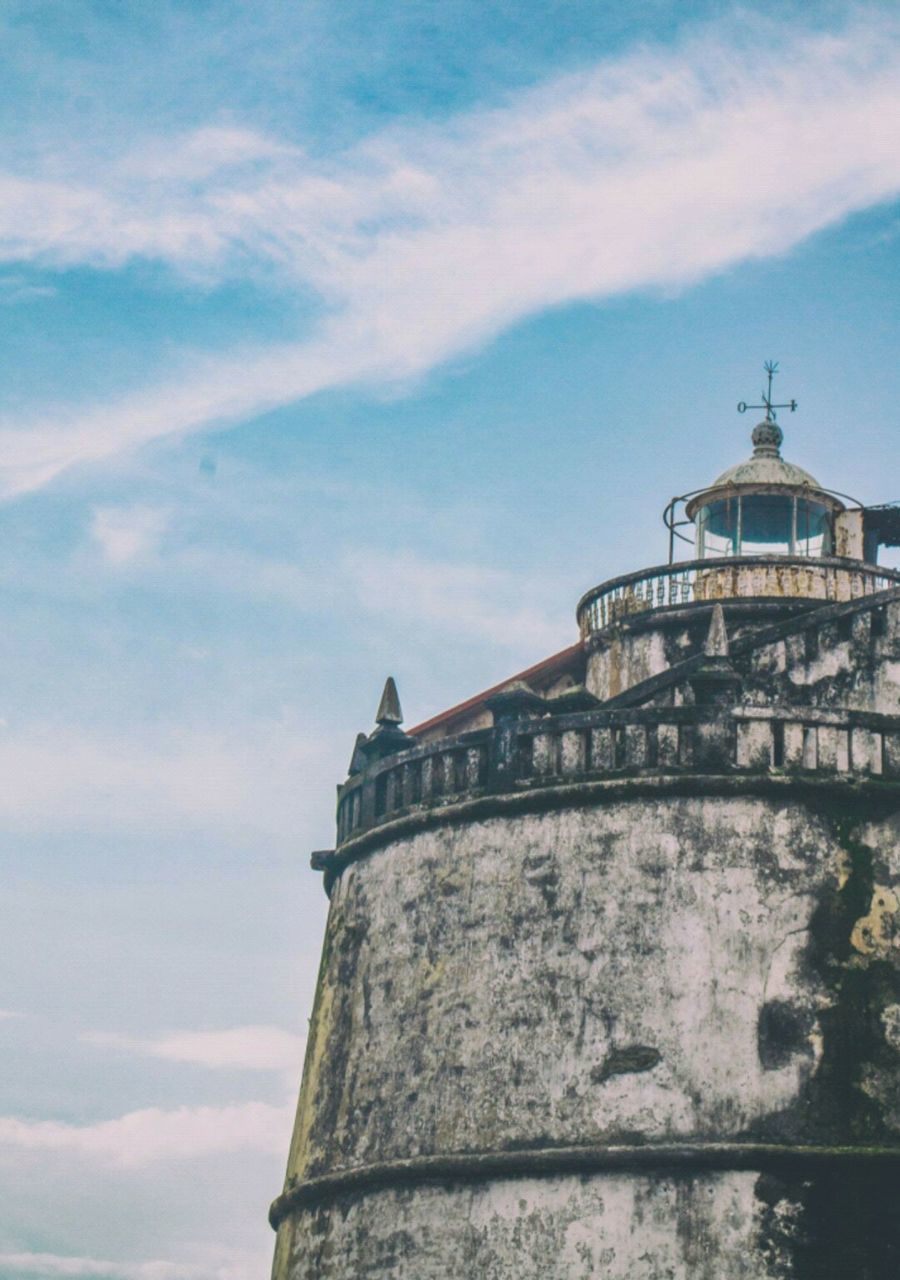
top-left (740, 494), bottom-right (793, 555)
top-left (795, 500), bottom-right (831, 556)
top-left (697, 499), bottom-right (738, 557)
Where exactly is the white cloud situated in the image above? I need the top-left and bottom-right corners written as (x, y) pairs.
top-left (0, 16), bottom-right (899, 494)
top-left (91, 505), bottom-right (169, 566)
top-left (116, 125), bottom-right (300, 185)
top-left (0, 1250), bottom-right (267, 1280)
top-left (84, 1025), bottom-right (305, 1075)
top-left (0, 1100), bottom-right (291, 1168)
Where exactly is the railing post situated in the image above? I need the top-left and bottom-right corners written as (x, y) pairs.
top-left (359, 776), bottom-right (377, 832)
top-left (693, 710), bottom-right (737, 770)
top-left (485, 686), bottom-right (546, 789)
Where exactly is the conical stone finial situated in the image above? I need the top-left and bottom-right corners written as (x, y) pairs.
top-left (375, 676), bottom-right (403, 727)
top-left (691, 603), bottom-right (740, 708)
top-left (704, 603), bottom-right (730, 658)
top-left (348, 732), bottom-right (369, 776)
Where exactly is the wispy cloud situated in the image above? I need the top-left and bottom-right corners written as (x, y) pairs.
top-left (343, 548), bottom-right (566, 650)
top-left (84, 1025), bottom-right (305, 1075)
top-left (78, 514), bottom-right (562, 647)
top-left (0, 273), bottom-right (57, 305)
top-left (0, 721), bottom-right (335, 840)
top-left (0, 1100), bottom-right (290, 1167)
top-left (0, 127), bottom-right (300, 273)
top-left (1, 16), bottom-right (900, 495)
top-left (0, 1250), bottom-right (267, 1280)
top-left (91, 505), bottom-right (169, 566)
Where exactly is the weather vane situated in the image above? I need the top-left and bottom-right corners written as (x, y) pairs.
top-left (737, 361), bottom-right (797, 422)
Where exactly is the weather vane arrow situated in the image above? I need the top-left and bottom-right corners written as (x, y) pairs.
top-left (737, 361), bottom-right (797, 422)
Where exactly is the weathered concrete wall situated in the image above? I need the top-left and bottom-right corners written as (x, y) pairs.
top-left (587, 597), bottom-right (900, 712)
top-left (585, 604), bottom-right (808, 703)
top-left (277, 1167), bottom-right (900, 1280)
top-left (587, 625), bottom-right (671, 701)
top-left (275, 790), bottom-right (900, 1277)
top-left (744, 602), bottom-right (900, 715)
top-left (279, 1172), bottom-right (780, 1280)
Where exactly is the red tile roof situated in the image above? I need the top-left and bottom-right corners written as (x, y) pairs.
top-left (409, 641), bottom-right (585, 737)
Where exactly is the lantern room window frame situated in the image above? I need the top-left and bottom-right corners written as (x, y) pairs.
top-left (695, 491), bottom-right (834, 559)
top-left (665, 483), bottom-right (856, 566)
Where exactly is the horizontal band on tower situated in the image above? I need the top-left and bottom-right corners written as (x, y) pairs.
top-left (269, 1140), bottom-right (900, 1229)
top-left (322, 770), bottom-right (900, 885)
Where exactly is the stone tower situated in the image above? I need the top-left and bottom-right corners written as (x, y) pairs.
top-left (270, 390), bottom-right (900, 1278)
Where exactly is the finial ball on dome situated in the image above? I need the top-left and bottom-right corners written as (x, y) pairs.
top-left (751, 419), bottom-right (783, 456)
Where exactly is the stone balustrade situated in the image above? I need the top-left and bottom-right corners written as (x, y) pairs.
top-left (330, 703), bottom-right (900, 858)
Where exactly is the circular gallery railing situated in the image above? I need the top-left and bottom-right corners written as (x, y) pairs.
top-left (576, 556), bottom-right (900, 637)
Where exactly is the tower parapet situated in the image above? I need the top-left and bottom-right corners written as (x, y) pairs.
top-left (272, 372), bottom-right (900, 1279)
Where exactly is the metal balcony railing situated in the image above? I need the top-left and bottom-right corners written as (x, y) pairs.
top-left (576, 556), bottom-right (900, 637)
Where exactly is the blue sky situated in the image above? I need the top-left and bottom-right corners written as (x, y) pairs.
top-left (1, 2), bottom-right (900, 1276)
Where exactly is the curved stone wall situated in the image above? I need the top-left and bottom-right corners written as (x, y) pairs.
top-left (277, 1172), bottom-right (775, 1280)
top-left (273, 790), bottom-right (900, 1277)
top-left (275, 1167), bottom-right (900, 1280)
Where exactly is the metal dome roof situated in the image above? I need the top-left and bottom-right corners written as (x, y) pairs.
top-left (711, 452), bottom-right (821, 489)
top-left (710, 418), bottom-right (821, 491)
top-left (682, 418), bottom-right (840, 524)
